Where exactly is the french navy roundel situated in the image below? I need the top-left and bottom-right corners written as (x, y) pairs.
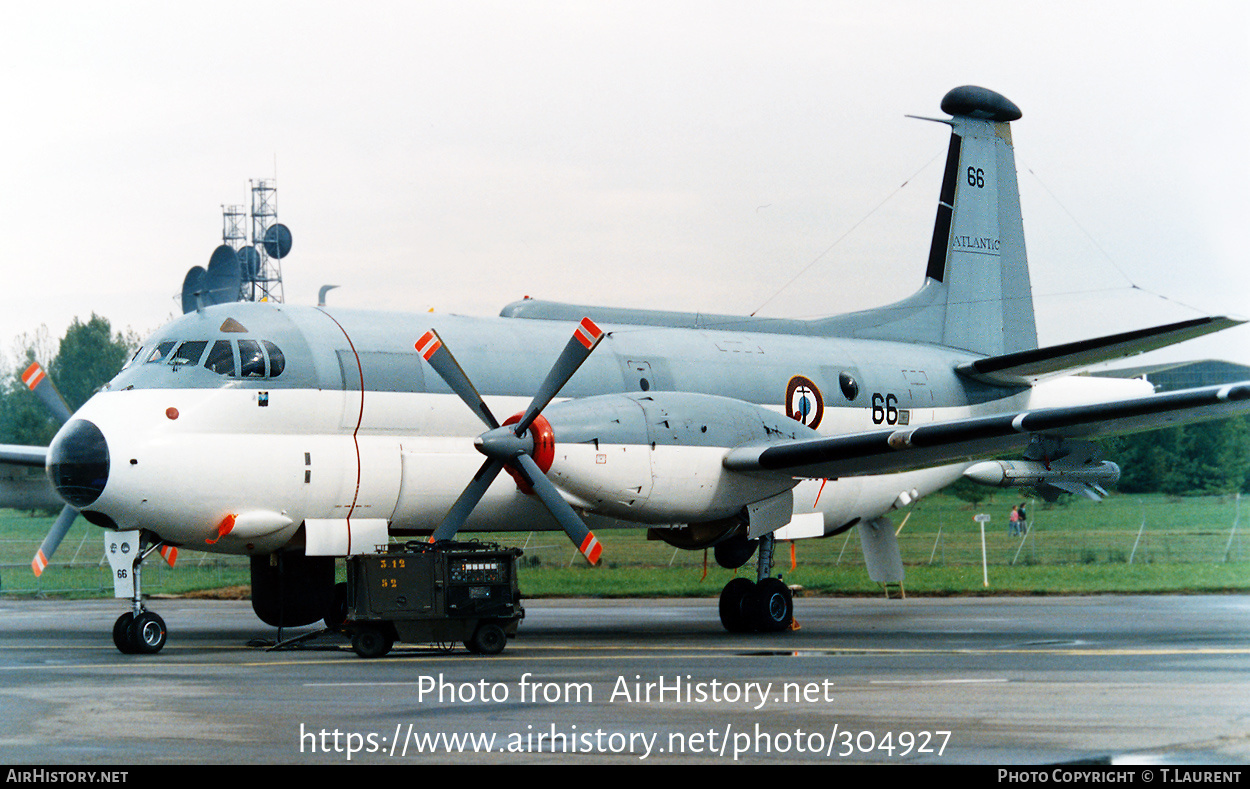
top-left (785, 375), bottom-right (824, 429)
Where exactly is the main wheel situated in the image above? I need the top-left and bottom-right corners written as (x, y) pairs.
top-left (465, 622), bottom-right (507, 655)
top-left (351, 626), bottom-right (394, 659)
top-left (112, 612), bottom-right (137, 654)
top-left (129, 611), bottom-right (167, 654)
top-left (718, 577), bottom-right (756, 633)
top-left (748, 578), bottom-right (793, 633)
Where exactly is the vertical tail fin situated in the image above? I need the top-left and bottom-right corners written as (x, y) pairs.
top-left (819, 86), bottom-right (1038, 357)
top-left (927, 86), bottom-right (1037, 356)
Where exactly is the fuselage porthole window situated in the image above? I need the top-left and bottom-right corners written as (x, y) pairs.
top-left (239, 339), bottom-right (265, 377)
top-left (263, 341), bottom-right (285, 378)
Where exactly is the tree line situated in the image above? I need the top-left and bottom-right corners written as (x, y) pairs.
top-left (0, 315), bottom-right (136, 448)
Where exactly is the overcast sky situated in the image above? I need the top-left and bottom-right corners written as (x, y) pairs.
top-left (2, 1), bottom-right (1246, 371)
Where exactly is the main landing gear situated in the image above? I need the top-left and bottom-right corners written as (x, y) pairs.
top-left (718, 533), bottom-right (794, 633)
top-left (112, 532), bottom-right (170, 655)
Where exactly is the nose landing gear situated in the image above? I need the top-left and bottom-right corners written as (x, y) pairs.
top-left (111, 532), bottom-right (171, 654)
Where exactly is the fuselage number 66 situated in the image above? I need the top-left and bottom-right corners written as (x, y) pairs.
top-left (872, 392), bottom-right (899, 425)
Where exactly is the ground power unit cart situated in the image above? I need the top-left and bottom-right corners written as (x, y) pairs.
top-left (344, 540), bottom-right (524, 658)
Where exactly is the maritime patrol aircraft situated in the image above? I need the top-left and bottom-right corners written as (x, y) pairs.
top-left (9, 86), bottom-right (1250, 654)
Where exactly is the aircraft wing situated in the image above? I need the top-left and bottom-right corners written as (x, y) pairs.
top-left (723, 381), bottom-right (1250, 480)
top-left (954, 317), bottom-right (1242, 386)
top-left (0, 445), bottom-right (49, 469)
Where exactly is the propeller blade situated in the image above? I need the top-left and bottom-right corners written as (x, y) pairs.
top-left (513, 317), bottom-right (605, 437)
top-left (416, 330), bottom-right (500, 429)
top-left (431, 458), bottom-right (506, 542)
top-left (512, 453), bottom-right (602, 565)
top-left (31, 505), bottom-right (78, 576)
top-left (22, 362), bottom-right (72, 425)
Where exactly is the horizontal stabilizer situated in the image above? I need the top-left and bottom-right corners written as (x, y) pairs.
top-left (723, 380), bottom-right (1250, 481)
top-left (955, 317), bottom-right (1243, 386)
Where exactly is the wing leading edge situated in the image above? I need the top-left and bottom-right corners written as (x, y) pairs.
top-left (723, 381), bottom-right (1250, 480)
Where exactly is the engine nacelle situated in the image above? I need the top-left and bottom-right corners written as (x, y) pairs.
top-left (542, 392), bottom-right (815, 524)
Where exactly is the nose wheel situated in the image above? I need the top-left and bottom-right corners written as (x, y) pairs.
top-left (113, 610), bottom-right (167, 654)
top-left (111, 533), bottom-right (170, 654)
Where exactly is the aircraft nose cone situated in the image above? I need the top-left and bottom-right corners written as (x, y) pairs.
top-left (47, 419), bottom-right (110, 508)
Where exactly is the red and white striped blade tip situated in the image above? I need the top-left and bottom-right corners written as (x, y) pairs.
top-left (415, 331), bottom-right (442, 360)
top-left (579, 533), bottom-right (602, 565)
top-left (574, 317), bottom-right (603, 349)
top-left (22, 362), bottom-right (46, 389)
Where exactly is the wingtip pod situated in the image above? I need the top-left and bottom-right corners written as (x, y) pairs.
top-left (941, 86), bottom-right (1022, 122)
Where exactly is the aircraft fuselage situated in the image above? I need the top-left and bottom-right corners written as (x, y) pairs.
top-left (49, 301), bottom-right (1149, 556)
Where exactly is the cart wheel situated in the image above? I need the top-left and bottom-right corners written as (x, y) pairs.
top-left (465, 622), bottom-right (507, 655)
top-left (351, 626), bottom-right (393, 659)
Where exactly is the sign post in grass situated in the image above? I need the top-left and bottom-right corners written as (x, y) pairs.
top-left (975, 514), bottom-right (991, 587)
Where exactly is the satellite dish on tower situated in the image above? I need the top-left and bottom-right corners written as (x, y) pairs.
top-left (181, 266), bottom-right (206, 314)
top-left (237, 245), bottom-right (261, 281)
top-left (204, 245), bottom-right (243, 306)
top-left (263, 223), bottom-right (293, 259)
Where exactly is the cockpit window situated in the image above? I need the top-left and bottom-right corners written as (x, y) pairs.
top-left (170, 341), bottom-right (207, 367)
top-left (165, 337), bottom-right (288, 379)
top-left (263, 341), bottom-right (285, 378)
top-left (205, 340), bottom-right (235, 375)
top-left (238, 340), bottom-right (266, 377)
top-left (145, 341), bottom-right (176, 364)
top-left (123, 346), bottom-right (143, 370)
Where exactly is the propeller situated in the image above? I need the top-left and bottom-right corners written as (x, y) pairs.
top-left (22, 361), bottom-right (72, 424)
top-left (31, 504), bottom-right (78, 577)
top-left (23, 362), bottom-right (79, 577)
top-left (416, 317), bottom-right (606, 564)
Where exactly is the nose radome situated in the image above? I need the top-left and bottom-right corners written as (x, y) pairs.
top-left (47, 419), bottom-right (110, 508)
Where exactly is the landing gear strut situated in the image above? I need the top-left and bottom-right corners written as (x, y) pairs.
top-left (112, 532), bottom-right (168, 654)
top-left (718, 533), bottom-right (793, 633)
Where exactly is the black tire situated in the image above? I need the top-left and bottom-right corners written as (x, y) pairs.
top-left (112, 612), bottom-right (137, 654)
top-left (748, 577), bottom-right (793, 633)
top-left (351, 626), bottom-right (393, 659)
top-left (465, 622), bottom-right (507, 655)
top-left (718, 577), bottom-right (756, 633)
top-left (129, 611), bottom-right (167, 654)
